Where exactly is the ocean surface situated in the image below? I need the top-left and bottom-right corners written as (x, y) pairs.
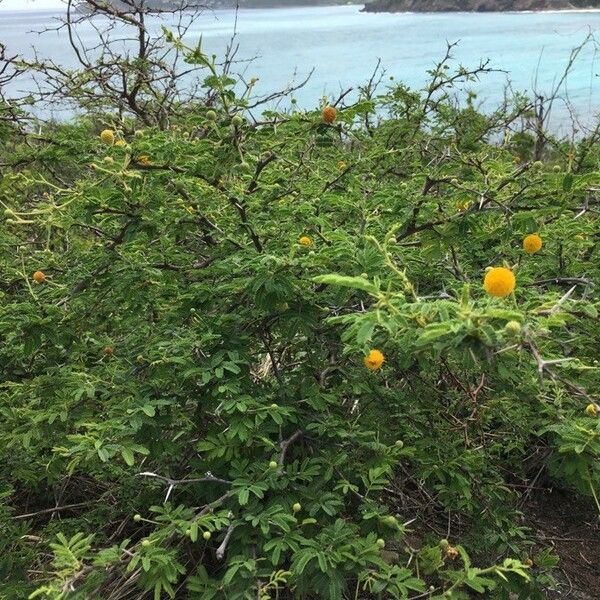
top-left (1, 5), bottom-right (600, 131)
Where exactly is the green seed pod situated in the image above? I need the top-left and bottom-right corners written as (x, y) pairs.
top-left (504, 321), bottom-right (522, 337)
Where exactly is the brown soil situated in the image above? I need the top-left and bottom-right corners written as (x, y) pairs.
top-left (523, 488), bottom-right (599, 599)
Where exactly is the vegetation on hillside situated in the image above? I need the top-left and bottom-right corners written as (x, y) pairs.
top-left (0, 2), bottom-right (599, 599)
top-left (363, 0), bottom-right (600, 13)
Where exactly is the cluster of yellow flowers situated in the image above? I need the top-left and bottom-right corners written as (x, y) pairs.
top-left (298, 235), bottom-right (312, 247)
top-left (100, 129), bottom-right (130, 148)
top-left (363, 233), bottom-right (545, 369)
top-left (483, 234), bottom-right (543, 298)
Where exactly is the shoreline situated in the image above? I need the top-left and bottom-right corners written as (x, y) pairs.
top-left (2, 5), bottom-right (600, 12)
top-left (361, 8), bottom-right (600, 12)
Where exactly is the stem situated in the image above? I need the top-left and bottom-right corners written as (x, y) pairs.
top-left (589, 478), bottom-right (600, 518)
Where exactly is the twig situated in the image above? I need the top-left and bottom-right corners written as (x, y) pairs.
top-left (138, 471), bottom-right (231, 502)
top-left (13, 501), bottom-right (93, 520)
top-left (278, 429), bottom-right (303, 470)
top-left (216, 524), bottom-right (235, 560)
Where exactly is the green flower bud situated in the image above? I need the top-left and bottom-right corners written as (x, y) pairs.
top-left (504, 321), bottom-right (522, 337)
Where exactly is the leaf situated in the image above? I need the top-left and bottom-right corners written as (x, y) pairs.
top-left (142, 404), bottom-right (156, 417)
top-left (121, 448), bottom-right (135, 467)
top-left (189, 520), bottom-right (198, 542)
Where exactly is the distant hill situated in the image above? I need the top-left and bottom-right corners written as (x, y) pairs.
top-left (90, 0), bottom-right (358, 8)
top-left (363, 0), bottom-right (600, 12)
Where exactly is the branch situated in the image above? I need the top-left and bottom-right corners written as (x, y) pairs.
top-left (278, 429), bottom-right (303, 471)
top-left (13, 501), bottom-right (93, 520)
top-left (216, 524), bottom-right (235, 561)
top-left (138, 471), bottom-right (232, 502)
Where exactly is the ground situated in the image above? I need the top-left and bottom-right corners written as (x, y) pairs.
top-left (525, 488), bottom-right (599, 599)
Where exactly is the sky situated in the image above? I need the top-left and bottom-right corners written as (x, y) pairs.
top-left (0, 0), bottom-right (64, 10)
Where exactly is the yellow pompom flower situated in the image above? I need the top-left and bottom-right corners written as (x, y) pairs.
top-left (364, 349), bottom-right (385, 371)
top-left (100, 129), bottom-right (115, 145)
top-left (298, 235), bottom-right (312, 246)
top-left (523, 233), bottom-right (543, 254)
top-left (322, 105), bottom-right (337, 124)
top-left (585, 403), bottom-right (598, 417)
top-left (115, 139), bottom-right (127, 148)
top-left (138, 155), bottom-right (152, 166)
top-left (483, 267), bottom-right (516, 298)
top-left (337, 160), bottom-right (347, 171)
top-left (32, 270), bottom-right (46, 284)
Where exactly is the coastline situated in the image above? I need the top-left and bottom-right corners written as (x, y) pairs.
top-left (360, 7), bottom-right (600, 11)
top-left (361, 1), bottom-right (600, 13)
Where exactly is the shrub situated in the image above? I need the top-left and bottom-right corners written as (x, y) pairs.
top-left (0, 25), bottom-right (598, 600)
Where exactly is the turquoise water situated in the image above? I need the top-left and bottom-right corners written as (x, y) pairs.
top-left (1, 6), bottom-right (600, 129)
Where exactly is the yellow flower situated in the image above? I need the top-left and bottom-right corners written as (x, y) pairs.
top-left (32, 270), bottom-right (46, 283)
top-left (138, 155), bottom-right (152, 166)
top-left (337, 160), bottom-right (347, 171)
top-left (298, 235), bottom-right (312, 246)
top-left (364, 349), bottom-right (385, 371)
top-left (115, 140), bottom-right (127, 148)
top-left (483, 267), bottom-right (516, 298)
top-left (455, 200), bottom-right (471, 212)
top-left (100, 129), bottom-right (115, 145)
top-left (585, 403), bottom-right (598, 417)
top-left (322, 105), bottom-right (337, 124)
top-left (523, 233), bottom-right (543, 254)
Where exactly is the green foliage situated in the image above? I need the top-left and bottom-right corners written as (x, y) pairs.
top-left (0, 34), bottom-right (599, 600)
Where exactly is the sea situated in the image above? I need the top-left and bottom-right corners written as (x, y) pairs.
top-left (1, 5), bottom-right (600, 131)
